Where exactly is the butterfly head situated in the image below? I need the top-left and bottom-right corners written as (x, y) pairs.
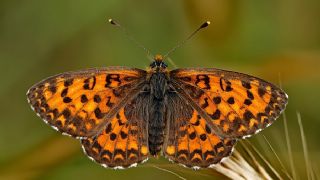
top-left (149, 54), bottom-right (168, 71)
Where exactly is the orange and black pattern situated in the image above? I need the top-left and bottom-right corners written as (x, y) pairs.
top-left (81, 106), bottom-right (149, 168)
top-left (171, 68), bottom-right (288, 138)
top-left (163, 92), bottom-right (236, 168)
top-left (27, 59), bottom-right (288, 169)
top-left (27, 67), bottom-right (146, 137)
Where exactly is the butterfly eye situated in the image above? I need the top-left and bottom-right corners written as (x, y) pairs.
top-left (150, 62), bottom-right (156, 68)
top-left (161, 62), bottom-right (168, 68)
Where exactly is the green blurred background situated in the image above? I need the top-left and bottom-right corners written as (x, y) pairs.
top-left (1, 0), bottom-right (320, 179)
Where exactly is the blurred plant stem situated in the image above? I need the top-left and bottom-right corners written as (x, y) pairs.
top-left (0, 136), bottom-right (78, 179)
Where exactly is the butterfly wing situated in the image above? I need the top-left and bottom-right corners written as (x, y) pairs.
top-left (27, 67), bottom-right (146, 138)
top-left (170, 68), bottom-right (288, 138)
top-left (81, 89), bottom-right (150, 168)
top-left (163, 89), bottom-right (236, 168)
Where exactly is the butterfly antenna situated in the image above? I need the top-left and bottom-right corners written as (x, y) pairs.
top-left (163, 21), bottom-right (210, 60)
top-left (108, 18), bottom-right (154, 61)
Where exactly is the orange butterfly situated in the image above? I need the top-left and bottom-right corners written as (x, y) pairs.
top-left (27, 20), bottom-right (288, 169)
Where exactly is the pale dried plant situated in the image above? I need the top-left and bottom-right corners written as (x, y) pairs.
top-left (211, 111), bottom-right (315, 180)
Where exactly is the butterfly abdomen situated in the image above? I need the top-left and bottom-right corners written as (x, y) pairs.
top-left (148, 99), bottom-right (165, 156)
top-left (148, 73), bottom-right (168, 156)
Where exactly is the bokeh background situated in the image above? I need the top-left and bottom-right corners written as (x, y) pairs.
top-left (1, 0), bottom-right (320, 179)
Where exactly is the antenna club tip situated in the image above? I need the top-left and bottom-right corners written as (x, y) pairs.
top-left (200, 21), bottom-right (210, 29)
top-left (108, 18), bottom-right (117, 25)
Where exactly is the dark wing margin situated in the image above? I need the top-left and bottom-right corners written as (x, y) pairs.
top-left (27, 67), bottom-right (146, 138)
top-left (170, 68), bottom-right (288, 139)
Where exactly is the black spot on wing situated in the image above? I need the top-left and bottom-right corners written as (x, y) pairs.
top-left (210, 109), bottom-right (221, 120)
top-left (81, 94), bottom-right (88, 103)
top-left (227, 97), bottom-right (235, 104)
top-left (241, 80), bottom-right (251, 89)
top-left (64, 79), bottom-right (73, 87)
top-left (63, 97), bottom-right (72, 103)
top-left (213, 96), bottom-right (221, 104)
top-left (93, 94), bottom-right (101, 103)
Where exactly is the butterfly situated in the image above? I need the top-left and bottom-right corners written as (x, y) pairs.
top-left (26, 21), bottom-right (288, 169)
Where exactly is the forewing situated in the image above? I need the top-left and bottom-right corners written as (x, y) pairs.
top-left (163, 90), bottom-right (236, 168)
top-left (170, 68), bottom-right (288, 138)
top-left (27, 67), bottom-right (146, 137)
top-left (81, 92), bottom-right (149, 168)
